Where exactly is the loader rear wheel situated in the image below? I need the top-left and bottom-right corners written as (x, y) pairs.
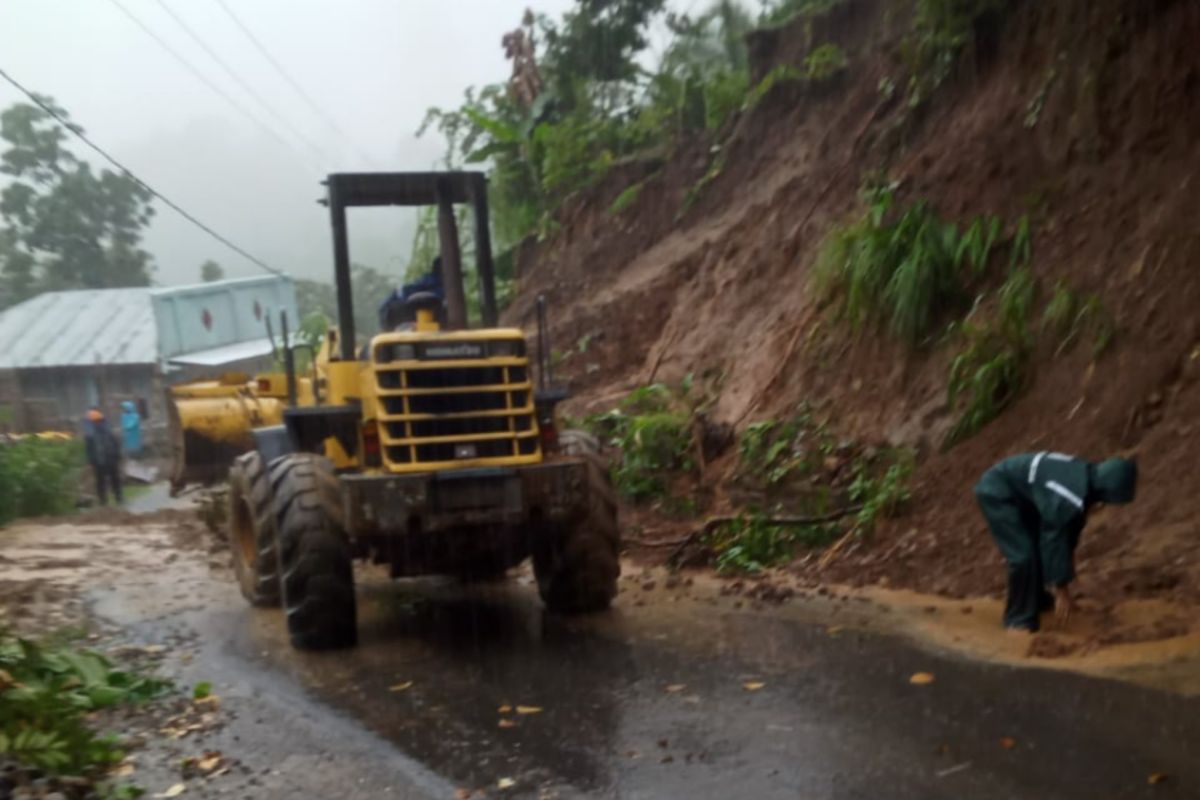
top-left (533, 431), bottom-right (620, 613)
top-left (271, 453), bottom-right (357, 650)
top-left (227, 451), bottom-right (280, 607)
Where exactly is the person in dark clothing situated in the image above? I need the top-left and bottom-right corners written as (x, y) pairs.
top-left (84, 408), bottom-right (123, 505)
top-left (378, 256), bottom-right (445, 331)
top-left (974, 452), bottom-right (1137, 632)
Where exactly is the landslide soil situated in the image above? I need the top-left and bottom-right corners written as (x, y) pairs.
top-left (502, 0), bottom-right (1200, 654)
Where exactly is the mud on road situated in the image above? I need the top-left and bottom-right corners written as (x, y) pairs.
top-left (1, 508), bottom-right (1199, 799)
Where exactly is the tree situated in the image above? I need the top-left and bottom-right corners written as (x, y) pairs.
top-left (295, 263), bottom-right (399, 341)
top-left (200, 259), bottom-right (225, 283)
top-left (0, 98), bottom-right (156, 309)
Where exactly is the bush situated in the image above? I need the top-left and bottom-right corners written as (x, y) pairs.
top-left (0, 630), bottom-right (169, 776)
top-left (905, 0), bottom-right (1014, 105)
top-left (737, 404), bottom-right (836, 486)
top-left (944, 267), bottom-right (1035, 445)
top-left (587, 384), bottom-right (695, 500)
top-left (805, 43), bottom-right (848, 80)
top-left (1042, 281), bottom-right (1115, 358)
top-left (848, 452), bottom-right (915, 535)
top-left (706, 512), bottom-right (840, 574)
top-left (815, 185), bottom-right (1006, 346)
top-left (0, 438), bottom-right (84, 526)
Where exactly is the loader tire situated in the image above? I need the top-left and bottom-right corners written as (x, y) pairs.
top-left (227, 451), bottom-right (280, 607)
top-left (270, 453), bottom-right (357, 650)
top-left (533, 430), bottom-right (620, 613)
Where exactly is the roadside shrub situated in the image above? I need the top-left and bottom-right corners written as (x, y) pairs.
top-left (848, 452), bottom-right (915, 535)
top-left (587, 384), bottom-right (695, 500)
top-left (805, 43), bottom-right (848, 80)
top-left (706, 512), bottom-right (840, 574)
top-left (0, 630), bottom-right (169, 776)
top-left (906, 0), bottom-right (1014, 105)
top-left (0, 438), bottom-right (84, 526)
top-left (1042, 281), bottom-right (1115, 357)
top-left (760, 0), bottom-right (846, 28)
top-left (945, 267), bottom-right (1035, 445)
top-left (816, 185), bottom-right (1006, 346)
top-left (737, 404), bottom-right (836, 486)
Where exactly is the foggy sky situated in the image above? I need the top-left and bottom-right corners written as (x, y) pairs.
top-left (0, 0), bottom-right (581, 288)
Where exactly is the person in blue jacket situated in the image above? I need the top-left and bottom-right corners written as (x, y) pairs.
top-left (120, 400), bottom-right (142, 456)
top-left (974, 452), bottom-right (1138, 632)
top-left (378, 257), bottom-right (445, 331)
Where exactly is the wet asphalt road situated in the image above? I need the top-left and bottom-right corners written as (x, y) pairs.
top-left (91, 559), bottom-right (1200, 800)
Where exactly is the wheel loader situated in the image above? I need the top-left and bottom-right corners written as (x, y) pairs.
top-left (220, 171), bottom-right (619, 649)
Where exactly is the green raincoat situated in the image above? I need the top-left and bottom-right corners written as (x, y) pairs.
top-left (974, 452), bottom-right (1137, 631)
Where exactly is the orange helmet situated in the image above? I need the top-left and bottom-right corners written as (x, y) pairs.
top-left (87, 409), bottom-right (104, 422)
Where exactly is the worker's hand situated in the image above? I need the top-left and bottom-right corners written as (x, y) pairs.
top-left (1054, 585), bottom-right (1073, 624)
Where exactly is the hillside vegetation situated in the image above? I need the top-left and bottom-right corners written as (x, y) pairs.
top-left (425, 0), bottom-right (1200, 634)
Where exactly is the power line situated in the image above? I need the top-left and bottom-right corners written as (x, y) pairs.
top-left (0, 64), bottom-right (284, 277)
top-left (151, 0), bottom-right (332, 167)
top-left (105, 0), bottom-right (321, 172)
top-left (214, 0), bottom-right (378, 168)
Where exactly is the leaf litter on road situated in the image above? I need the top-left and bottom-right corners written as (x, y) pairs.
top-left (742, 681), bottom-right (766, 692)
top-left (388, 681), bottom-right (414, 692)
top-left (909, 672), bottom-right (936, 685)
top-left (516, 705), bottom-right (543, 715)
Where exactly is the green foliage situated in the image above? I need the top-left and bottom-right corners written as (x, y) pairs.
top-left (706, 512), bottom-right (840, 574)
top-left (0, 99), bottom-right (156, 310)
top-left (945, 320), bottom-right (1029, 444)
top-left (199, 260), bottom-right (224, 283)
top-left (422, 1), bottom-right (764, 249)
top-left (743, 65), bottom-right (804, 110)
top-left (0, 438), bottom-right (83, 526)
top-left (0, 630), bottom-right (169, 776)
top-left (905, 0), bottom-right (1012, 106)
top-left (759, 0), bottom-right (845, 27)
top-left (586, 384), bottom-right (695, 500)
top-left (191, 681), bottom-right (213, 700)
top-left (1009, 214), bottom-right (1032, 269)
top-left (945, 267), bottom-right (1035, 445)
top-left (849, 452), bottom-right (915, 535)
top-left (295, 263), bottom-right (398, 342)
top-left (805, 43), bottom-right (848, 80)
top-left (681, 148), bottom-right (727, 215)
top-left (1041, 281), bottom-right (1115, 358)
top-left (816, 185), bottom-right (1010, 346)
top-left (738, 404), bottom-right (836, 485)
top-left (609, 180), bottom-right (646, 215)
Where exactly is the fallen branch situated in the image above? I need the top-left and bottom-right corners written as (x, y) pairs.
top-left (666, 505), bottom-right (864, 565)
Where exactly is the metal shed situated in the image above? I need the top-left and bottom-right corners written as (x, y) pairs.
top-left (0, 276), bottom-right (297, 435)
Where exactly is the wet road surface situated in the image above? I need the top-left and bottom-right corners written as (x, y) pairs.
top-left (90, 559), bottom-right (1200, 799)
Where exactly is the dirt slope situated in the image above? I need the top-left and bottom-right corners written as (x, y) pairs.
top-left (503, 0), bottom-right (1200, 633)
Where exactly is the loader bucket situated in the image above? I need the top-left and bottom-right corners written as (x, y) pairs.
top-left (167, 388), bottom-right (285, 494)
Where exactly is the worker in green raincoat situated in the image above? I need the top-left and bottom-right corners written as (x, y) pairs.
top-left (974, 452), bottom-right (1138, 632)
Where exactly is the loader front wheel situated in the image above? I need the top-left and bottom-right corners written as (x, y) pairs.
top-left (227, 451), bottom-right (280, 607)
top-left (533, 431), bottom-right (620, 613)
top-left (271, 454), bottom-right (357, 650)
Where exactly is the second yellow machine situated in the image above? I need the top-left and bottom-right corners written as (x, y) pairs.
top-left (225, 172), bottom-right (619, 649)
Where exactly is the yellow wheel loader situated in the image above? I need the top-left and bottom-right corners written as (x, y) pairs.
top-left (222, 172), bottom-right (619, 649)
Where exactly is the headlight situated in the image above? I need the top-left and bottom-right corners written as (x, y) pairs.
top-left (489, 339), bottom-right (525, 358)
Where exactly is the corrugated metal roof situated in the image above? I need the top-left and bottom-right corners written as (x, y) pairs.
top-left (167, 337), bottom-right (273, 366)
top-left (0, 288), bottom-right (158, 369)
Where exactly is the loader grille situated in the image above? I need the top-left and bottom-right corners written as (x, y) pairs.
top-left (372, 339), bottom-right (540, 472)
